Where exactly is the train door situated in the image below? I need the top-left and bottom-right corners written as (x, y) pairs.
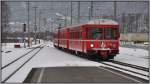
top-left (58, 28), bottom-right (60, 47)
top-left (82, 27), bottom-right (86, 53)
top-left (67, 28), bottom-right (70, 49)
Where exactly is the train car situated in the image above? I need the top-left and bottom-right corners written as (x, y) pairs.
top-left (53, 19), bottom-right (120, 60)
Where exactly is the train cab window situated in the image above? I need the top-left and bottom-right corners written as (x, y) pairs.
top-left (104, 28), bottom-right (117, 39)
top-left (87, 28), bottom-right (118, 40)
top-left (87, 28), bottom-right (103, 39)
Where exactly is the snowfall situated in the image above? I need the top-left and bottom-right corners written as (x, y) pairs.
top-left (1, 41), bottom-right (149, 82)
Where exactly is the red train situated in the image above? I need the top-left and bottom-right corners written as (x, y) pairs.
top-left (53, 19), bottom-right (120, 60)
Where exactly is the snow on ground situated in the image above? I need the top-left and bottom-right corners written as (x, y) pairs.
top-left (2, 48), bottom-right (41, 81)
top-left (6, 41), bottom-right (103, 82)
top-left (2, 41), bottom-right (44, 67)
top-left (115, 47), bottom-right (149, 68)
top-left (2, 43), bottom-right (31, 67)
top-left (3, 41), bottom-right (149, 82)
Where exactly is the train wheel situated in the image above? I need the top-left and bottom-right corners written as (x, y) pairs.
top-left (58, 47), bottom-right (61, 50)
top-left (76, 51), bottom-right (82, 57)
top-left (66, 48), bottom-right (68, 52)
top-left (86, 54), bottom-right (100, 61)
top-left (70, 50), bottom-right (75, 55)
top-left (108, 55), bottom-right (115, 59)
top-left (75, 51), bottom-right (78, 56)
top-left (80, 53), bottom-right (88, 58)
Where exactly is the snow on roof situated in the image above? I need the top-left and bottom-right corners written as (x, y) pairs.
top-left (87, 19), bottom-right (118, 25)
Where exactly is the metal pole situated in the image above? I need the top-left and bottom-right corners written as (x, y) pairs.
top-left (122, 13), bottom-right (125, 34)
top-left (114, 1), bottom-right (117, 21)
top-left (77, 1), bottom-right (80, 23)
top-left (65, 9), bottom-right (67, 27)
top-left (23, 23), bottom-right (26, 48)
top-left (148, 2), bottom-right (149, 47)
top-left (51, 21), bottom-right (53, 32)
top-left (27, 1), bottom-right (30, 47)
top-left (23, 30), bottom-right (26, 48)
top-left (34, 7), bottom-right (37, 45)
top-left (38, 10), bottom-right (41, 44)
top-left (88, 7), bottom-right (91, 21)
top-left (65, 17), bottom-right (67, 27)
top-left (91, 1), bottom-right (93, 19)
top-left (70, 1), bottom-right (72, 25)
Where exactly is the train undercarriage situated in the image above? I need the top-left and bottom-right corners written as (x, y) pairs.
top-left (54, 45), bottom-right (118, 61)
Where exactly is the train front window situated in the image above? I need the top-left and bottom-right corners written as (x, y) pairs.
top-left (87, 28), bottom-right (103, 39)
top-left (104, 28), bottom-right (117, 39)
top-left (87, 28), bottom-right (117, 40)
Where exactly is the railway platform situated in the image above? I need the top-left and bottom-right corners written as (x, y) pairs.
top-left (24, 66), bottom-right (140, 83)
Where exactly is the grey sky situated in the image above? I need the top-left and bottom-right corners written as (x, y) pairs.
top-left (4, 1), bottom-right (149, 32)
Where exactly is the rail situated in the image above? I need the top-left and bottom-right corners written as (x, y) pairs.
top-left (100, 60), bottom-right (149, 82)
top-left (2, 45), bottom-right (44, 83)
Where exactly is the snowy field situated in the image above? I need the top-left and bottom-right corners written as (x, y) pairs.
top-left (2, 41), bottom-right (149, 82)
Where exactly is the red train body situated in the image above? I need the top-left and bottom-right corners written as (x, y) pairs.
top-left (53, 19), bottom-right (120, 60)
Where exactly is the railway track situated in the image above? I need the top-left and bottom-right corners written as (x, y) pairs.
top-left (2, 45), bottom-right (44, 83)
top-left (100, 60), bottom-right (149, 82)
top-left (58, 47), bottom-right (149, 82)
top-left (2, 45), bottom-right (41, 69)
top-left (110, 60), bottom-right (149, 72)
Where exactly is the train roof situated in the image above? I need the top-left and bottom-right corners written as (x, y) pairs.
top-left (56, 19), bottom-right (118, 31)
top-left (87, 19), bottom-right (118, 25)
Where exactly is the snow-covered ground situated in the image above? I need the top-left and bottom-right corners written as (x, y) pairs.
top-left (2, 48), bottom-right (41, 82)
top-left (6, 42), bottom-right (103, 82)
top-left (2, 41), bottom-right (149, 82)
top-left (120, 41), bottom-right (149, 50)
top-left (2, 43), bottom-right (31, 67)
top-left (115, 47), bottom-right (149, 68)
top-left (2, 41), bottom-right (44, 67)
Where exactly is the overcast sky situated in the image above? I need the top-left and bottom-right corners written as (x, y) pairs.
top-left (7, 1), bottom-right (148, 21)
top-left (3, 1), bottom-right (149, 32)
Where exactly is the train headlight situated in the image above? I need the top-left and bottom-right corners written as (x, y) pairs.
top-left (109, 43), bottom-right (112, 46)
top-left (101, 42), bottom-right (105, 48)
top-left (90, 44), bottom-right (94, 48)
top-left (112, 44), bottom-right (116, 48)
